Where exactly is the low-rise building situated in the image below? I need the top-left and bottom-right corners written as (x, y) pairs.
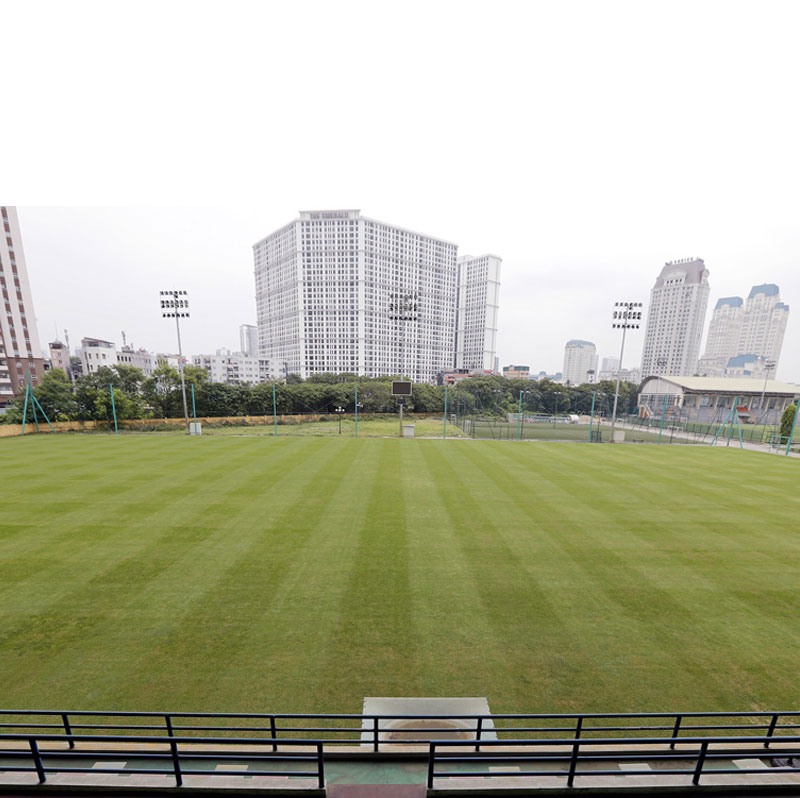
top-left (638, 375), bottom-right (799, 426)
top-left (192, 351), bottom-right (263, 386)
top-left (502, 365), bottom-right (530, 380)
top-left (116, 345), bottom-right (157, 376)
top-left (80, 337), bottom-right (117, 375)
top-left (48, 341), bottom-right (70, 375)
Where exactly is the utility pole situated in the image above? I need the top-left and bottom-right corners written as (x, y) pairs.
top-left (159, 290), bottom-right (191, 434)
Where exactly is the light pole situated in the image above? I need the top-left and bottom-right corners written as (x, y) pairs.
top-left (160, 289), bottom-right (191, 434)
top-left (609, 300), bottom-right (642, 443)
top-left (520, 390), bottom-right (531, 440)
top-left (334, 405), bottom-right (345, 435)
top-left (759, 360), bottom-right (776, 424)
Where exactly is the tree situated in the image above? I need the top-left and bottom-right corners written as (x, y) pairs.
top-left (75, 366), bottom-right (145, 421)
top-left (2, 369), bottom-right (78, 423)
top-left (781, 403), bottom-right (797, 442)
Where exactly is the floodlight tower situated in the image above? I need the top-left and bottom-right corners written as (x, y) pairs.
top-left (160, 289), bottom-right (191, 434)
top-left (759, 360), bottom-right (776, 424)
top-left (609, 301), bottom-right (642, 443)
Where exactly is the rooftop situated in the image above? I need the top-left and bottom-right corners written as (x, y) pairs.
top-left (641, 374), bottom-right (799, 396)
top-left (714, 296), bottom-right (743, 309)
top-left (748, 283), bottom-right (780, 298)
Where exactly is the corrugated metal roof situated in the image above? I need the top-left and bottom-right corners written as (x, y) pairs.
top-left (640, 375), bottom-right (800, 395)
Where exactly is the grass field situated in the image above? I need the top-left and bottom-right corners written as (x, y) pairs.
top-left (202, 417), bottom-right (465, 438)
top-left (2, 435), bottom-right (799, 717)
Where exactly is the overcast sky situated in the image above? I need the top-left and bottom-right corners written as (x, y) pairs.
top-left (6, 0), bottom-right (800, 381)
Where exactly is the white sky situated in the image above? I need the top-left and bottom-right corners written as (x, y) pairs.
top-left (6, 0), bottom-right (800, 380)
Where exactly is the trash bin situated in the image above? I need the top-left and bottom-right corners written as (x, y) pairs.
top-left (403, 424), bottom-right (415, 438)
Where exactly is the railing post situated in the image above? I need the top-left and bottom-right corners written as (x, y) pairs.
top-left (670, 715), bottom-right (682, 749)
top-left (165, 714), bottom-right (174, 737)
top-left (427, 743), bottom-right (436, 790)
top-left (317, 742), bottom-right (325, 790)
top-left (567, 741), bottom-right (580, 787)
top-left (169, 739), bottom-right (182, 787)
top-left (692, 741), bottom-right (708, 786)
top-left (373, 717), bottom-right (379, 752)
top-left (574, 716), bottom-right (583, 740)
top-left (270, 715), bottom-right (278, 752)
top-left (475, 717), bottom-right (483, 752)
top-left (29, 738), bottom-right (46, 783)
top-left (765, 714), bottom-right (779, 748)
top-left (61, 713), bottom-right (75, 749)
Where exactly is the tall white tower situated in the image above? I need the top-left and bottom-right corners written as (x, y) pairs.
top-left (455, 254), bottom-right (501, 372)
top-left (641, 257), bottom-right (710, 377)
top-left (255, 210), bottom-right (471, 382)
top-left (0, 206), bottom-right (45, 404)
top-left (697, 296), bottom-right (743, 376)
top-left (738, 284), bottom-right (790, 367)
top-left (562, 340), bottom-right (597, 386)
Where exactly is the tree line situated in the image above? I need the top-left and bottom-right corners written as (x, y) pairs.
top-left (1, 366), bottom-right (641, 423)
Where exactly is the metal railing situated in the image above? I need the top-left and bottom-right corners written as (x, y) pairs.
top-left (0, 731), bottom-right (324, 789)
top-left (427, 735), bottom-right (800, 789)
top-left (0, 709), bottom-right (799, 750)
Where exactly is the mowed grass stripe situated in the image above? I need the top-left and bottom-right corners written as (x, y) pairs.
top-left (0, 438), bottom-right (346, 707)
top-left (412, 442), bottom-right (572, 706)
top-left (319, 441), bottom-right (420, 705)
top-left (0, 438), bottom-right (310, 622)
top-left (429, 442), bottom-right (649, 712)
top-left (457, 443), bottom-right (800, 709)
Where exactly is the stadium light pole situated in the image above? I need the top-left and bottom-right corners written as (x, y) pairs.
top-left (334, 405), bottom-right (345, 435)
top-left (758, 360), bottom-right (776, 424)
top-left (160, 289), bottom-right (191, 434)
top-left (609, 301), bottom-right (642, 444)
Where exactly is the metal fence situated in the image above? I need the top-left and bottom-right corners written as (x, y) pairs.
top-left (427, 734), bottom-right (800, 789)
top-left (0, 731), bottom-right (324, 788)
top-left (2, 709), bottom-right (799, 748)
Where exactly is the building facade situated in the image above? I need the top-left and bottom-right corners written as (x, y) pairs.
top-left (697, 296), bottom-right (744, 377)
top-left (80, 338), bottom-right (118, 374)
top-left (737, 284), bottom-right (789, 368)
top-left (455, 254), bottom-right (501, 372)
top-left (192, 351), bottom-right (262, 386)
top-left (48, 340), bottom-right (70, 376)
top-left (641, 258), bottom-right (710, 377)
top-left (638, 375), bottom-right (798, 426)
top-left (254, 210), bottom-right (499, 382)
top-left (502, 364), bottom-right (531, 380)
top-left (0, 206), bottom-right (45, 404)
top-left (562, 340), bottom-right (597, 386)
top-left (116, 345), bottom-right (157, 376)
top-left (239, 324), bottom-right (258, 357)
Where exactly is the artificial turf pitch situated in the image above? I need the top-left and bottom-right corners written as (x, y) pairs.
top-left (1, 435), bottom-right (799, 715)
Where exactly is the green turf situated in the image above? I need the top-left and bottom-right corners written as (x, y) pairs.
top-left (201, 417), bottom-right (466, 438)
top-left (1, 435), bottom-right (799, 716)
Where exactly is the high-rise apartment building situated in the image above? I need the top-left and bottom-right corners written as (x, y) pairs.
top-left (737, 284), bottom-right (789, 367)
top-left (641, 258), bottom-right (710, 377)
top-left (697, 296), bottom-right (744, 376)
top-left (698, 285), bottom-right (789, 377)
top-left (455, 255), bottom-right (501, 372)
top-left (239, 323), bottom-right (258, 357)
top-left (254, 210), bottom-right (500, 382)
top-left (562, 340), bottom-right (597, 385)
top-left (0, 206), bottom-right (45, 404)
